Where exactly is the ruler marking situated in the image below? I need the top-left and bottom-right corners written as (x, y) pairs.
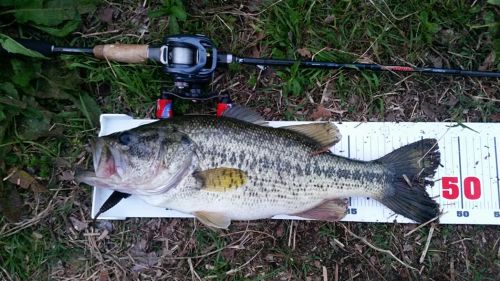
top-left (448, 136), bottom-right (453, 207)
top-left (348, 135), bottom-right (351, 158)
top-left (362, 136), bottom-right (365, 207)
top-left (485, 136), bottom-right (492, 209)
top-left (495, 137), bottom-right (499, 209)
top-left (478, 137), bottom-right (486, 208)
top-left (348, 135), bottom-right (351, 207)
top-left (457, 137), bottom-right (464, 209)
top-left (466, 137), bottom-right (470, 209)
top-left (470, 138), bottom-right (477, 209)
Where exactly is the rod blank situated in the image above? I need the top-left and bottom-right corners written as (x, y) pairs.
top-left (232, 56), bottom-right (500, 78)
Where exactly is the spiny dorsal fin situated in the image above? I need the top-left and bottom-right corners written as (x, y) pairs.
top-left (194, 168), bottom-right (247, 192)
top-left (281, 122), bottom-right (341, 148)
top-left (222, 105), bottom-right (268, 125)
top-left (194, 211), bottom-right (231, 229)
top-left (292, 198), bottom-right (348, 221)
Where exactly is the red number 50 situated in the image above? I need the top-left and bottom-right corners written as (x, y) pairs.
top-left (442, 176), bottom-right (481, 200)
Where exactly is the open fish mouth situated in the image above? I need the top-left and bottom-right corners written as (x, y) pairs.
top-left (94, 140), bottom-right (126, 179)
top-left (76, 139), bottom-right (126, 187)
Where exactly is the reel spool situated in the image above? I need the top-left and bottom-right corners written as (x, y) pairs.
top-left (161, 35), bottom-right (218, 85)
top-left (155, 35), bottom-right (222, 102)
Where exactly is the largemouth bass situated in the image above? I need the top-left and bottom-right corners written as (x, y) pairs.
top-left (77, 107), bottom-right (440, 228)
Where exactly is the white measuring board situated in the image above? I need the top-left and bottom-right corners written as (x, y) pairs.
top-left (91, 114), bottom-right (500, 225)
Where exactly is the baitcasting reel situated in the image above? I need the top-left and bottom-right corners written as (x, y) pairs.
top-left (155, 35), bottom-right (220, 100)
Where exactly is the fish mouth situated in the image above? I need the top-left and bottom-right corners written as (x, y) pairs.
top-left (93, 139), bottom-right (126, 179)
top-left (76, 139), bottom-right (124, 186)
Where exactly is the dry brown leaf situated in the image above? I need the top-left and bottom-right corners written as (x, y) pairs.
top-left (330, 109), bottom-right (347, 115)
top-left (355, 243), bottom-right (364, 253)
top-left (357, 55), bottom-right (375, 64)
top-left (479, 51), bottom-right (496, 71)
top-left (99, 7), bottom-right (115, 24)
top-left (69, 216), bottom-right (88, 232)
top-left (6, 168), bottom-right (47, 193)
top-left (131, 252), bottom-right (159, 272)
top-left (58, 170), bottom-right (75, 181)
top-left (421, 101), bottom-right (438, 119)
top-left (0, 181), bottom-right (24, 222)
top-left (96, 220), bottom-right (114, 232)
top-left (429, 55), bottom-right (443, 68)
top-left (349, 94), bottom-right (360, 106)
top-left (324, 15), bottom-right (335, 24)
top-left (276, 223), bottom-right (285, 237)
top-left (255, 32), bottom-right (266, 41)
top-left (490, 113), bottom-right (500, 122)
top-left (264, 254), bottom-right (276, 262)
top-left (54, 157), bottom-right (72, 168)
top-left (385, 111), bottom-right (397, 122)
top-left (221, 247), bottom-right (236, 261)
top-left (297, 48), bottom-right (312, 58)
top-left (99, 269), bottom-right (110, 281)
top-left (32, 232), bottom-right (44, 239)
top-left (310, 105), bottom-right (332, 120)
top-left (446, 95), bottom-right (459, 107)
top-left (403, 244), bottom-right (413, 252)
top-left (97, 229), bottom-right (109, 241)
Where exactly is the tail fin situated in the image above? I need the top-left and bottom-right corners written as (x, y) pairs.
top-left (376, 139), bottom-right (441, 223)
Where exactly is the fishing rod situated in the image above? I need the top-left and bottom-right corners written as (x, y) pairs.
top-left (4, 34), bottom-right (500, 118)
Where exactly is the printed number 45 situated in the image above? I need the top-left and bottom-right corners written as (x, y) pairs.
top-left (442, 176), bottom-right (481, 200)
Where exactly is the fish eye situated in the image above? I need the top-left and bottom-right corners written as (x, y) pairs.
top-left (118, 132), bottom-right (132, 145)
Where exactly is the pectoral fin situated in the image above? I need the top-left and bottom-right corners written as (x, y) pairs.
top-left (194, 168), bottom-right (247, 192)
top-left (282, 123), bottom-right (341, 149)
top-left (292, 198), bottom-right (348, 222)
top-left (194, 211), bottom-right (231, 229)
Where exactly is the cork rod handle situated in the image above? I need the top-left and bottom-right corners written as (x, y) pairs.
top-left (93, 44), bottom-right (149, 64)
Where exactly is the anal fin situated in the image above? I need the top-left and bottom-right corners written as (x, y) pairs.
top-left (194, 211), bottom-right (231, 229)
top-left (292, 198), bottom-right (347, 222)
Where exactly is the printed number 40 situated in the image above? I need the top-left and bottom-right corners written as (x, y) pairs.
top-left (442, 176), bottom-right (481, 200)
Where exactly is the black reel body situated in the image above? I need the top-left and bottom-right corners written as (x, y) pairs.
top-left (157, 34), bottom-right (223, 102)
top-left (162, 34), bottom-right (218, 85)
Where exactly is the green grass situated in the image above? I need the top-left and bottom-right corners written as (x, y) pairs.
top-left (255, 0), bottom-right (497, 117)
top-left (0, 223), bottom-right (82, 280)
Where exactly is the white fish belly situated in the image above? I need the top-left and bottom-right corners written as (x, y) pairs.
top-left (140, 179), bottom-right (370, 220)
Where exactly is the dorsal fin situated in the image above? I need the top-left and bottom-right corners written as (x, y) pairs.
top-left (281, 122), bottom-right (341, 148)
top-left (222, 105), bottom-right (268, 125)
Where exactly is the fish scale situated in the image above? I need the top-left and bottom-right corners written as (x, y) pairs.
top-left (138, 116), bottom-right (391, 219)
